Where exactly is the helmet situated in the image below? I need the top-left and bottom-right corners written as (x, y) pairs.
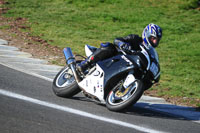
top-left (142, 23), bottom-right (162, 48)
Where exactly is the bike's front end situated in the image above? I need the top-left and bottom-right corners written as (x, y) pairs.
top-left (105, 46), bottom-right (160, 111)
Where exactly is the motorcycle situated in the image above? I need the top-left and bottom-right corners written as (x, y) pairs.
top-left (52, 44), bottom-right (160, 111)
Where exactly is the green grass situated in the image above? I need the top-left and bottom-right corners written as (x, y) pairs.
top-left (2, 0), bottom-right (200, 106)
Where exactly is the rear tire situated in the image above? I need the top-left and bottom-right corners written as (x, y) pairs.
top-left (106, 79), bottom-right (144, 112)
top-left (52, 66), bottom-right (81, 97)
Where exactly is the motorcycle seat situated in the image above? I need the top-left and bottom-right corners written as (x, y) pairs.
top-left (85, 44), bottom-right (98, 57)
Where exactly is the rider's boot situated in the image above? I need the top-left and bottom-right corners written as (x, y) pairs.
top-left (77, 57), bottom-right (93, 74)
top-left (77, 45), bottom-right (114, 74)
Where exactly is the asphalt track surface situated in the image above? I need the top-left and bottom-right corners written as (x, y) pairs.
top-left (0, 39), bottom-right (200, 132)
top-left (0, 64), bottom-right (200, 133)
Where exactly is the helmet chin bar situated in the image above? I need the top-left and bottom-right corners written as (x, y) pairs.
top-left (148, 36), bottom-right (160, 48)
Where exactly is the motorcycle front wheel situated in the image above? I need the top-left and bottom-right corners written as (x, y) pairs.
top-left (106, 79), bottom-right (144, 111)
top-left (52, 66), bottom-right (81, 97)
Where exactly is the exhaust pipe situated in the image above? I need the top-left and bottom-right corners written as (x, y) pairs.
top-left (63, 47), bottom-right (81, 82)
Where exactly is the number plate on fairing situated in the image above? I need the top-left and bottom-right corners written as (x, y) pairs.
top-left (150, 62), bottom-right (158, 77)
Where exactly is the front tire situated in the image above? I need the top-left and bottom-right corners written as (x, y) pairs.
top-left (52, 66), bottom-right (81, 97)
top-left (106, 79), bottom-right (144, 111)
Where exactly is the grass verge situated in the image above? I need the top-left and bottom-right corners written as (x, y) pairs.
top-left (1, 0), bottom-right (200, 107)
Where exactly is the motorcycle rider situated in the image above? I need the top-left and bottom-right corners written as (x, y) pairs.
top-left (78, 23), bottom-right (162, 74)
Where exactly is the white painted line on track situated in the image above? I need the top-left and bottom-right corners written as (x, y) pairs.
top-left (0, 62), bottom-right (53, 82)
top-left (0, 89), bottom-right (166, 133)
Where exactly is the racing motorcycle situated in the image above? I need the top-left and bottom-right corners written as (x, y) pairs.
top-left (52, 44), bottom-right (160, 111)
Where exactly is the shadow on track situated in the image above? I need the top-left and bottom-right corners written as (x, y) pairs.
top-left (69, 96), bottom-right (200, 122)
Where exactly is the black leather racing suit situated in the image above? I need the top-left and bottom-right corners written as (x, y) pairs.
top-left (89, 34), bottom-right (143, 63)
top-left (85, 34), bottom-right (153, 90)
top-left (113, 34), bottom-right (143, 51)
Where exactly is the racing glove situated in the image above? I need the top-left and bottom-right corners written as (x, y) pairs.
top-left (118, 42), bottom-right (131, 51)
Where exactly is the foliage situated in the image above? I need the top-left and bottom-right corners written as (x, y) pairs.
top-left (2, 0), bottom-right (200, 106)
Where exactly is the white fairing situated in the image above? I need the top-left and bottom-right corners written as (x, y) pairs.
top-left (78, 64), bottom-right (105, 103)
top-left (140, 45), bottom-right (150, 70)
top-left (85, 45), bottom-right (93, 57)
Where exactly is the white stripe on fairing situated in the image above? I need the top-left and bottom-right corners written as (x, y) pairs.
top-left (0, 89), bottom-right (166, 133)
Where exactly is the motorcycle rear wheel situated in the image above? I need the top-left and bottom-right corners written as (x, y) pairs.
top-left (52, 66), bottom-right (81, 97)
top-left (106, 79), bottom-right (143, 111)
